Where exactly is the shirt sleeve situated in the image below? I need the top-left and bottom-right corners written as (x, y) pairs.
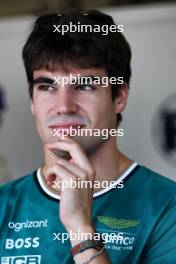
top-left (142, 196), bottom-right (176, 264)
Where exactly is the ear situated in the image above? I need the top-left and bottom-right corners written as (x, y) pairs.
top-left (114, 82), bottom-right (129, 114)
top-left (30, 99), bottom-right (35, 115)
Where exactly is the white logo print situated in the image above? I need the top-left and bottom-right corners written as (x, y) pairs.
top-left (8, 219), bottom-right (48, 232)
top-left (1, 255), bottom-right (41, 264)
top-left (97, 229), bottom-right (136, 251)
top-left (5, 237), bottom-right (40, 250)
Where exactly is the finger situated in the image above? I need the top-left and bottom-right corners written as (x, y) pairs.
top-left (46, 163), bottom-right (77, 184)
top-left (47, 140), bottom-right (94, 176)
top-left (56, 158), bottom-right (89, 181)
top-left (45, 174), bottom-right (57, 188)
top-left (46, 173), bottom-right (56, 182)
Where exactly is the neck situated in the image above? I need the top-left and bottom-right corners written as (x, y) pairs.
top-left (88, 137), bottom-right (133, 183)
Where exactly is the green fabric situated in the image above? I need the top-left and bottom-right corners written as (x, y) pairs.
top-left (0, 165), bottom-right (176, 264)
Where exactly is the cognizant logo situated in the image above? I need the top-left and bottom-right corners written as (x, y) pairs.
top-left (8, 219), bottom-right (48, 232)
top-left (1, 255), bottom-right (41, 264)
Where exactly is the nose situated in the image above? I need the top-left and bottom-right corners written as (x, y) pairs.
top-left (54, 88), bottom-right (78, 114)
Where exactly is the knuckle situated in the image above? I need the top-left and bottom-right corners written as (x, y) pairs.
top-left (70, 140), bottom-right (81, 150)
top-left (71, 175), bottom-right (77, 182)
top-left (83, 172), bottom-right (89, 181)
top-left (52, 164), bottom-right (60, 172)
top-left (88, 167), bottom-right (95, 178)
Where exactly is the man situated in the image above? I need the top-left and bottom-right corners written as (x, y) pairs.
top-left (0, 9), bottom-right (176, 264)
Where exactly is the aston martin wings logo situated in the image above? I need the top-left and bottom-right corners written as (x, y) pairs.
top-left (97, 215), bottom-right (140, 229)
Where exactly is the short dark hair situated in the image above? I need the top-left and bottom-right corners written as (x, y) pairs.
top-left (22, 9), bottom-right (131, 124)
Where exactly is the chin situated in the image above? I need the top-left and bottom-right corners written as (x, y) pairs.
top-left (74, 135), bottom-right (107, 155)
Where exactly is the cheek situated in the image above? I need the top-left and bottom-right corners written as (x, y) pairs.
top-left (84, 95), bottom-right (112, 123)
top-left (96, 96), bottom-right (115, 125)
top-left (32, 102), bottom-right (48, 127)
top-left (33, 93), bottom-right (53, 116)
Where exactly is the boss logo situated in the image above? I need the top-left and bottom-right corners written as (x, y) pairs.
top-left (5, 237), bottom-right (40, 250)
top-left (1, 255), bottom-right (41, 264)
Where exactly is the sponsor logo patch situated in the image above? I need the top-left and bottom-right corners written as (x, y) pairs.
top-left (8, 220), bottom-right (48, 232)
top-left (97, 215), bottom-right (140, 229)
top-left (97, 215), bottom-right (140, 251)
top-left (5, 238), bottom-right (40, 250)
top-left (1, 255), bottom-right (41, 264)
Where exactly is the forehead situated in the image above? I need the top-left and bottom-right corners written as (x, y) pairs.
top-left (33, 65), bottom-right (107, 79)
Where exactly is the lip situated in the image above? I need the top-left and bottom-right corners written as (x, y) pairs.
top-left (49, 123), bottom-right (84, 129)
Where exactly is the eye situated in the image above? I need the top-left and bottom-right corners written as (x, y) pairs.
top-left (75, 85), bottom-right (95, 91)
top-left (38, 85), bottom-right (56, 92)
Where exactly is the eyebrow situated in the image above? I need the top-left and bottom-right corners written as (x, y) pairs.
top-left (32, 75), bottom-right (103, 86)
top-left (73, 75), bottom-right (101, 84)
top-left (33, 77), bottom-right (55, 85)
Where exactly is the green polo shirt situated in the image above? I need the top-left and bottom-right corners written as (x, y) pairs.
top-left (0, 162), bottom-right (176, 263)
